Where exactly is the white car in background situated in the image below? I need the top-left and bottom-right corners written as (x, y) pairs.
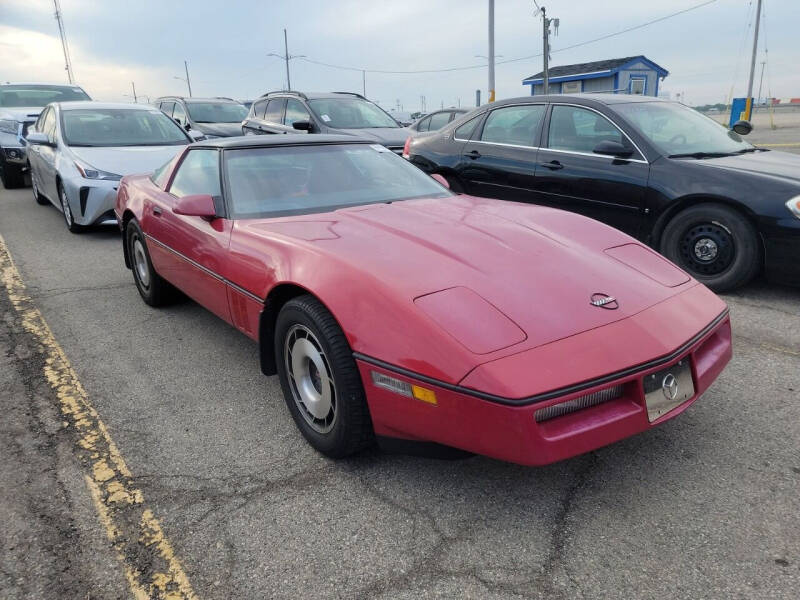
top-left (0, 82), bottom-right (91, 189)
top-left (26, 102), bottom-right (201, 232)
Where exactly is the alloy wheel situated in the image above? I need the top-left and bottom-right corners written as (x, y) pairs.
top-left (284, 324), bottom-right (337, 434)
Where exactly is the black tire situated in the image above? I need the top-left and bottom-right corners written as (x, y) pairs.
top-left (57, 181), bottom-right (85, 233)
top-left (442, 173), bottom-right (464, 193)
top-left (274, 295), bottom-right (373, 458)
top-left (660, 203), bottom-right (760, 292)
top-left (0, 157), bottom-right (25, 189)
top-left (31, 171), bottom-right (49, 205)
top-left (125, 219), bottom-right (177, 306)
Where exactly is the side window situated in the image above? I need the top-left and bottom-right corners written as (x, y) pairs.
top-left (284, 98), bottom-right (310, 126)
top-left (150, 155), bottom-right (176, 189)
top-left (548, 105), bottom-right (623, 153)
top-left (264, 98), bottom-right (286, 123)
top-left (34, 107), bottom-right (50, 132)
top-left (417, 116), bottom-right (431, 132)
top-left (160, 101), bottom-right (175, 117)
top-left (428, 111), bottom-right (451, 131)
top-left (454, 115), bottom-right (481, 140)
top-left (480, 105), bottom-right (545, 147)
top-left (172, 102), bottom-right (187, 127)
top-left (42, 108), bottom-right (56, 139)
top-left (168, 150), bottom-right (221, 198)
top-left (252, 99), bottom-right (267, 119)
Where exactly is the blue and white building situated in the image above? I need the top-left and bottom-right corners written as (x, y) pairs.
top-left (523, 55), bottom-right (669, 97)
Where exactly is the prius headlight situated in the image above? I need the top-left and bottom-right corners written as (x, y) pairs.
top-left (786, 195), bottom-right (800, 219)
top-left (73, 159), bottom-right (122, 181)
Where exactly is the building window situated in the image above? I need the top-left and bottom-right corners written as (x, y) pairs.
top-left (630, 78), bottom-right (646, 95)
top-left (562, 80), bottom-right (582, 94)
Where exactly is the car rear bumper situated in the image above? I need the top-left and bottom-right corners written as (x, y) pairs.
top-left (763, 217), bottom-right (800, 286)
top-left (357, 311), bottom-right (732, 467)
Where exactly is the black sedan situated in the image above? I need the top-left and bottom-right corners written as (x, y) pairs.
top-left (405, 94), bottom-right (800, 291)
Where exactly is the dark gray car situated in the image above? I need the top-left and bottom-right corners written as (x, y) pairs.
top-left (154, 96), bottom-right (248, 138)
top-left (241, 91), bottom-right (410, 154)
top-left (408, 108), bottom-right (469, 133)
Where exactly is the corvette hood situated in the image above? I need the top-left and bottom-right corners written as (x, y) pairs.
top-left (69, 145), bottom-right (187, 176)
top-left (692, 150), bottom-right (800, 184)
top-left (247, 196), bottom-right (695, 358)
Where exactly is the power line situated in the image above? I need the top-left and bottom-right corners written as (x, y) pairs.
top-left (291, 0), bottom-right (718, 75)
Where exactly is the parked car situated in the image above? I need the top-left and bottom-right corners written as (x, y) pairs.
top-left (115, 134), bottom-right (730, 465)
top-left (408, 108), bottom-right (469, 133)
top-left (241, 91), bottom-right (409, 153)
top-left (405, 94), bottom-right (800, 291)
top-left (154, 96), bottom-right (248, 138)
top-left (26, 102), bottom-right (197, 232)
top-left (0, 82), bottom-right (91, 189)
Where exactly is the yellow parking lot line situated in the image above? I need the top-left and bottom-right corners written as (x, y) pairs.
top-left (0, 235), bottom-right (197, 600)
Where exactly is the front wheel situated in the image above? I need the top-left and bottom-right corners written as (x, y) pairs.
top-left (58, 182), bottom-right (84, 233)
top-left (274, 295), bottom-right (373, 458)
top-left (0, 156), bottom-right (25, 189)
top-left (125, 219), bottom-right (177, 306)
top-left (660, 203), bottom-right (760, 292)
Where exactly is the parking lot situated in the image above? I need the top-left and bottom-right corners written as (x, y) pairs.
top-left (2, 128), bottom-right (799, 600)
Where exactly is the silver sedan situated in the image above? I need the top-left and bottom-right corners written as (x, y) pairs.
top-left (26, 101), bottom-right (200, 232)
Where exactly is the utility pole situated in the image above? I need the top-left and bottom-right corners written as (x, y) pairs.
top-left (745, 0), bottom-right (762, 118)
top-left (53, 0), bottom-right (75, 83)
top-left (131, 81), bottom-right (137, 103)
top-left (488, 0), bottom-right (495, 102)
top-left (184, 60), bottom-right (192, 97)
top-left (757, 61), bottom-right (766, 106)
top-left (534, 4), bottom-right (559, 95)
top-left (268, 30), bottom-right (305, 91)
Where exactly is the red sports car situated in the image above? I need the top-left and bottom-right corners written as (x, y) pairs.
top-left (115, 135), bottom-right (731, 466)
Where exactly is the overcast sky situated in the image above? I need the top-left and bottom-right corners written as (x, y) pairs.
top-left (1, 0), bottom-right (797, 110)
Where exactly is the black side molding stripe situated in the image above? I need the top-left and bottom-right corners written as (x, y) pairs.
top-left (144, 234), bottom-right (264, 304)
top-left (354, 308), bottom-right (729, 407)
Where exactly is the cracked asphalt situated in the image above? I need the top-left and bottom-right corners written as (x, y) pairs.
top-left (1, 184), bottom-right (799, 599)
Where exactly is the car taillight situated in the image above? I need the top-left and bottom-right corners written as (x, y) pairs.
top-left (402, 136), bottom-right (411, 159)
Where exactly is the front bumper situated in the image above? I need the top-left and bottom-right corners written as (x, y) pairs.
top-left (358, 309), bottom-right (732, 467)
top-left (62, 176), bottom-right (120, 226)
top-left (763, 217), bottom-right (800, 286)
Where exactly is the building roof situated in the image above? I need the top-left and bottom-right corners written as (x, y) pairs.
top-left (523, 55), bottom-right (668, 84)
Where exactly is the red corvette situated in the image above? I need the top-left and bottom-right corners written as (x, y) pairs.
top-left (115, 135), bottom-right (731, 466)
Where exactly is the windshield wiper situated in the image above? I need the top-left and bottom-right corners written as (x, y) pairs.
top-left (667, 151), bottom-right (735, 159)
top-left (734, 147), bottom-right (768, 153)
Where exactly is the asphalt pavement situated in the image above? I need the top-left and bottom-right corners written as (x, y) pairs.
top-left (1, 185), bottom-right (798, 600)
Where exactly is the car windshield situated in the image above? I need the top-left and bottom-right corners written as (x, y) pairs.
top-left (0, 84), bottom-right (90, 107)
top-left (185, 102), bottom-right (248, 123)
top-left (614, 101), bottom-right (753, 156)
top-left (224, 143), bottom-right (451, 218)
top-left (307, 98), bottom-right (399, 129)
top-left (62, 108), bottom-right (189, 147)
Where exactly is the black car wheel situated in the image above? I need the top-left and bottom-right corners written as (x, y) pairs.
top-left (660, 203), bottom-right (760, 292)
top-left (125, 219), bottom-right (177, 306)
top-left (274, 294), bottom-right (373, 458)
top-left (0, 156), bottom-right (25, 189)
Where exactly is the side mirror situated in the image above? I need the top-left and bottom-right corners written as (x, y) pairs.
top-left (593, 140), bottom-right (634, 158)
top-left (292, 120), bottom-right (312, 131)
top-left (187, 129), bottom-right (205, 141)
top-left (731, 120), bottom-right (752, 136)
top-left (26, 132), bottom-right (53, 146)
top-left (173, 194), bottom-right (217, 219)
top-left (430, 173), bottom-right (450, 189)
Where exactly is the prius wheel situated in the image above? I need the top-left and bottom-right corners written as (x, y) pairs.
top-left (275, 295), bottom-right (373, 457)
top-left (32, 172), bottom-right (48, 205)
top-left (125, 219), bottom-right (177, 306)
top-left (58, 182), bottom-right (84, 233)
top-left (660, 203), bottom-right (760, 292)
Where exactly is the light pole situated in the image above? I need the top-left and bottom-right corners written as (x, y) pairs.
top-left (745, 0), bottom-right (762, 119)
top-left (174, 60), bottom-right (192, 97)
top-left (268, 29), bottom-right (305, 91)
top-left (757, 61), bottom-right (766, 106)
top-left (488, 0), bottom-right (495, 102)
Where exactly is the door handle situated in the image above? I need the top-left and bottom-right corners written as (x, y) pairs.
top-left (153, 206), bottom-right (162, 216)
top-left (466, 150), bottom-right (481, 159)
top-left (541, 160), bottom-right (564, 170)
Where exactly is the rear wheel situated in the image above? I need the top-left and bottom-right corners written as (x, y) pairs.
top-left (58, 182), bottom-right (85, 233)
top-left (274, 295), bottom-right (373, 458)
top-left (660, 203), bottom-right (760, 292)
top-left (125, 219), bottom-right (177, 306)
top-left (0, 156), bottom-right (25, 189)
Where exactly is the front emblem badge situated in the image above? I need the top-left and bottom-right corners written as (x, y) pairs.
top-left (662, 373), bottom-right (679, 401)
top-left (590, 293), bottom-right (619, 310)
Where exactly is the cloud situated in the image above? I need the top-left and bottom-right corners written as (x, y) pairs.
top-left (0, 24), bottom-right (171, 102)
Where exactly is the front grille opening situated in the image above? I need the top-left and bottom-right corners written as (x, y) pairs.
top-left (534, 384), bottom-right (624, 423)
